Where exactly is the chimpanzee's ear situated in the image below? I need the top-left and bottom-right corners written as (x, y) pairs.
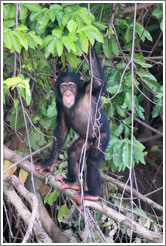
top-left (52, 78), bottom-right (57, 86)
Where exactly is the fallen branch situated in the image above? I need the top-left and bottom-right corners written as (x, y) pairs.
top-left (84, 200), bottom-right (162, 243)
top-left (101, 174), bottom-right (163, 213)
top-left (3, 145), bottom-right (163, 243)
top-left (3, 175), bottom-right (52, 243)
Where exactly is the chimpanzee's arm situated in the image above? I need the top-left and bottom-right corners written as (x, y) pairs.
top-left (89, 46), bottom-right (106, 91)
top-left (36, 107), bottom-right (69, 173)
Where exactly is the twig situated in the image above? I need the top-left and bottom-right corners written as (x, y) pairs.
top-left (120, 3), bottom-right (156, 14)
top-left (127, 112), bottom-right (163, 135)
top-left (128, 3), bottom-right (137, 241)
top-left (101, 174), bottom-right (163, 212)
top-left (148, 31), bottom-right (163, 57)
top-left (3, 142), bottom-right (52, 174)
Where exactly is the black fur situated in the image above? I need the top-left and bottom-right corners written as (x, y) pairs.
top-left (38, 48), bottom-right (110, 197)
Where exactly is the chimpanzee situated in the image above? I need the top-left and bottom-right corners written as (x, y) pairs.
top-left (36, 48), bottom-right (110, 204)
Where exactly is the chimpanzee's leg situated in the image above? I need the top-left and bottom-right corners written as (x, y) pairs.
top-left (75, 132), bottom-right (109, 204)
top-left (56, 138), bottom-right (92, 191)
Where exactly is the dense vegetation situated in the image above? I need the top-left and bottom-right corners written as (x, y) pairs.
top-left (3, 3), bottom-right (163, 243)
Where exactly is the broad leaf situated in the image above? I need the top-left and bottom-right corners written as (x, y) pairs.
top-left (56, 39), bottom-right (63, 56)
top-left (24, 3), bottom-right (41, 12)
top-left (103, 39), bottom-right (112, 58)
top-left (13, 30), bottom-right (28, 51)
top-left (61, 36), bottom-right (76, 52)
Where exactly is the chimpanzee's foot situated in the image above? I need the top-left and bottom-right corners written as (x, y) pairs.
top-left (35, 163), bottom-right (55, 174)
top-left (55, 175), bottom-right (80, 191)
top-left (74, 193), bottom-right (100, 204)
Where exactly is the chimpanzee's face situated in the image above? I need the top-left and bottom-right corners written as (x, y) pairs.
top-left (60, 82), bottom-right (77, 108)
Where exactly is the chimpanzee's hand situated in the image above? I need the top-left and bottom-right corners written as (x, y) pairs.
top-left (35, 162), bottom-right (55, 174)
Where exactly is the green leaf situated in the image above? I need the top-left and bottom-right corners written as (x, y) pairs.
top-left (136, 69), bottom-right (157, 82)
top-left (50, 4), bottom-right (62, 10)
top-left (133, 140), bottom-right (146, 164)
top-left (77, 25), bottom-right (103, 43)
top-left (42, 35), bottom-right (54, 47)
top-left (44, 191), bottom-right (60, 204)
top-left (3, 31), bottom-right (13, 50)
top-left (4, 77), bottom-right (22, 87)
top-left (78, 12), bottom-right (91, 25)
top-left (79, 32), bottom-right (89, 53)
top-left (50, 8), bottom-right (56, 22)
top-left (61, 52), bottom-right (66, 67)
top-left (19, 5), bottom-right (28, 20)
top-left (152, 8), bottom-right (163, 19)
top-left (14, 99), bottom-right (19, 109)
top-left (160, 19), bottom-right (163, 31)
top-left (103, 39), bottom-right (112, 58)
top-left (107, 70), bottom-right (121, 94)
top-left (111, 38), bottom-right (119, 56)
top-left (10, 32), bottom-right (22, 53)
top-left (125, 28), bottom-right (132, 43)
top-left (23, 3), bottom-right (41, 12)
top-left (25, 33), bottom-right (36, 49)
top-left (133, 53), bottom-right (152, 68)
top-left (152, 106), bottom-right (162, 119)
top-left (39, 9), bottom-right (49, 30)
top-left (52, 29), bottom-right (62, 38)
top-left (24, 79), bottom-right (31, 106)
top-left (15, 24), bottom-right (28, 31)
top-left (30, 11), bottom-right (42, 22)
top-left (93, 21), bottom-right (107, 30)
top-left (3, 5), bottom-right (10, 20)
top-left (47, 99), bottom-right (57, 117)
top-left (75, 15), bottom-right (84, 27)
top-left (29, 129), bottom-right (45, 150)
top-left (45, 38), bottom-right (56, 58)
top-left (136, 69), bottom-right (160, 90)
top-left (67, 20), bottom-right (77, 33)
top-left (66, 52), bottom-right (79, 68)
top-left (58, 203), bottom-right (69, 223)
top-left (28, 31), bottom-right (42, 45)
top-left (13, 30), bottom-right (28, 51)
top-left (135, 22), bottom-right (153, 42)
top-left (3, 84), bottom-right (9, 104)
top-left (116, 105), bottom-right (126, 117)
top-left (55, 39), bottom-right (63, 56)
top-left (61, 36), bottom-right (76, 52)
top-left (113, 140), bottom-right (123, 168)
top-left (122, 140), bottom-right (131, 168)
top-left (113, 124), bottom-right (124, 137)
top-left (122, 92), bottom-right (131, 109)
top-left (62, 13), bottom-right (70, 27)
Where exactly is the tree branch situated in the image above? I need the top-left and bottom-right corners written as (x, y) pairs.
top-left (3, 145), bottom-right (163, 243)
top-left (120, 3), bottom-right (156, 14)
top-left (3, 175), bottom-right (52, 243)
top-left (84, 200), bottom-right (162, 243)
top-left (101, 174), bottom-right (163, 212)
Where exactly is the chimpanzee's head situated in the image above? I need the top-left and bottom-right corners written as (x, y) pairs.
top-left (55, 72), bottom-right (83, 108)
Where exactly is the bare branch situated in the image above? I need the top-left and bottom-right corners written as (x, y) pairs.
top-left (3, 175), bottom-right (52, 243)
top-left (3, 146), bottom-right (163, 243)
top-left (120, 3), bottom-right (156, 14)
top-left (84, 200), bottom-right (162, 243)
top-left (101, 174), bottom-right (163, 212)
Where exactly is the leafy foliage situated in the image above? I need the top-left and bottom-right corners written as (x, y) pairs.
top-left (3, 2), bottom-right (163, 174)
top-left (3, 2), bottom-right (163, 243)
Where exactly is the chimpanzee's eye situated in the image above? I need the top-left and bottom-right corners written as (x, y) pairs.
top-left (69, 83), bottom-right (76, 90)
top-left (60, 84), bottom-right (67, 91)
